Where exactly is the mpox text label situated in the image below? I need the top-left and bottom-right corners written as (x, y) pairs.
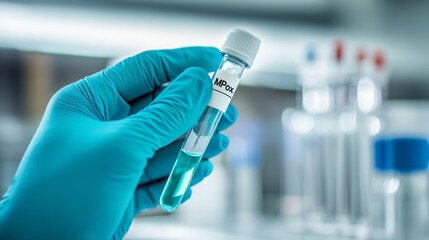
top-left (208, 70), bottom-right (240, 112)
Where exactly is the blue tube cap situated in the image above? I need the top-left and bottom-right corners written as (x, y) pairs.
top-left (391, 137), bottom-right (429, 173)
top-left (374, 137), bottom-right (393, 171)
top-left (374, 136), bottom-right (429, 173)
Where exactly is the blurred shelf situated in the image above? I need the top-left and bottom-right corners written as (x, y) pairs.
top-left (1, 1), bottom-right (429, 90)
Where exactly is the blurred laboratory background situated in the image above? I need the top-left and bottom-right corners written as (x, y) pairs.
top-left (1, 0), bottom-right (429, 239)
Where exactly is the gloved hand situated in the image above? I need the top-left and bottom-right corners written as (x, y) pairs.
top-left (0, 47), bottom-right (238, 239)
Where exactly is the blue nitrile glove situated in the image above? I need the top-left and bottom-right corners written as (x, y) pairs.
top-left (0, 47), bottom-right (238, 239)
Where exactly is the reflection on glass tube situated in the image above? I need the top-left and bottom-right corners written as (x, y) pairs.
top-left (357, 77), bottom-right (377, 113)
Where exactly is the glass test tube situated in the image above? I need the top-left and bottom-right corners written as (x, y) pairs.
top-left (371, 137), bottom-right (429, 240)
top-left (160, 29), bottom-right (261, 212)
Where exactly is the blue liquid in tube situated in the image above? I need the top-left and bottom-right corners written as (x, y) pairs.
top-left (159, 150), bottom-right (203, 212)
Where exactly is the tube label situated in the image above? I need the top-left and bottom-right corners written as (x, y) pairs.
top-left (207, 70), bottom-right (240, 113)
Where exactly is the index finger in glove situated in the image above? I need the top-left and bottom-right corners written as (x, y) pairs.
top-left (102, 47), bottom-right (222, 102)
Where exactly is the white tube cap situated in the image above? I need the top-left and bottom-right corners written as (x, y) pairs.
top-left (220, 28), bottom-right (261, 68)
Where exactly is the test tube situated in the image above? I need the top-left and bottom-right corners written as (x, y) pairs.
top-left (370, 137), bottom-right (396, 239)
top-left (160, 29), bottom-right (261, 212)
top-left (371, 137), bottom-right (429, 239)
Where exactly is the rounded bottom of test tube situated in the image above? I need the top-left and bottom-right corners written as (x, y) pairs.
top-left (160, 201), bottom-right (179, 212)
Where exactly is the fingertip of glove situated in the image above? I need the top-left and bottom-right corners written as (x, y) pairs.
top-left (207, 46), bottom-right (222, 58)
top-left (189, 46), bottom-right (222, 71)
top-left (206, 164), bottom-right (213, 176)
top-left (184, 66), bottom-right (211, 79)
top-left (219, 134), bottom-right (230, 149)
top-left (190, 46), bottom-right (220, 57)
top-left (200, 160), bottom-right (214, 176)
top-left (181, 67), bottom-right (212, 94)
top-left (225, 105), bottom-right (239, 124)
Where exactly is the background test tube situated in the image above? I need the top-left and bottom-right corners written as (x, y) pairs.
top-left (160, 28), bottom-right (261, 212)
top-left (371, 136), bottom-right (429, 239)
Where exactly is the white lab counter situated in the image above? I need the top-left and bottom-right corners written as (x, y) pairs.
top-left (125, 213), bottom-right (354, 240)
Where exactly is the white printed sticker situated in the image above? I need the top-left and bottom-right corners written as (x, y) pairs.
top-left (207, 70), bottom-right (240, 113)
